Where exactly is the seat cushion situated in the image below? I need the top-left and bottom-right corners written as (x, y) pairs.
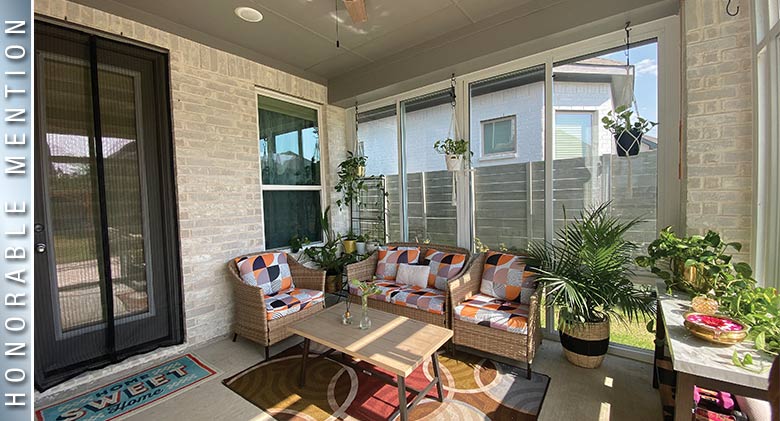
top-left (235, 252), bottom-right (293, 295)
top-left (375, 248), bottom-right (421, 281)
top-left (425, 249), bottom-right (467, 290)
top-left (454, 293), bottom-right (530, 334)
top-left (349, 281), bottom-right (402, 303)
top-left (479, 251), bottom-right (536, 303)
top-left (264, 288), bottom-right (324, 321)
top-left (388, 286), bottom-right (446, 315)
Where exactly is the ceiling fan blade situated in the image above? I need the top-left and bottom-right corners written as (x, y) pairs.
top-left (343, 0), bottom-right (367, 23)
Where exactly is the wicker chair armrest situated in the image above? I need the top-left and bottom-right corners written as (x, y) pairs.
top-left (288, 257), bottom-right (326, 292)
top-left (345, 252), bottom-right (378, 283)
top-left (227, 261), bottom-right (268, 328)
top-left (449, 253), bottom-right (484, 306)
top-left (526, 287), bottom-right (543, 359)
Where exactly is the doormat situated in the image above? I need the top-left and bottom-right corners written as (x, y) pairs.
top-left (224, 345), bottom-right (550, 420)
top-left (36, 354), bottom-right (217, 421)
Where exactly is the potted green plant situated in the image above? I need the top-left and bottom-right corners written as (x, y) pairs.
top-left (635, 227), bottom-right (753, 295)
top-left (355, 233), bottom-right (367, 255)
top-left (342, 230), bottom-right (357, 254)
top-left (433, 138), bottom-right (471, 171)
top-left (335, 152), bottom-right (368, 231)
top-left (601, 105), bottom-right (657, 156)
top-left (526, 203), bottom-right (656, 368)
top-left (302, 242), bottom-right (342, 293)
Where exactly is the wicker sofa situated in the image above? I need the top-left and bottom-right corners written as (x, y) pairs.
top-left (228, 253), bottom-right (326, 360)
top-left (345, 242), bottom-right (471, 327)
top-left (449, 251), bottom-right (542, 378)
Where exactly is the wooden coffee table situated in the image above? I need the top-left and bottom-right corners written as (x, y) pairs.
top-left (288, 302), bottom-right (453, 421)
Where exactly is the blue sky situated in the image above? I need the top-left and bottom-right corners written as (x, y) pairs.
top-left (602, 42), bottom-right (659, 137)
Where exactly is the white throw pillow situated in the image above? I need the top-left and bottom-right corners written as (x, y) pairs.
top-left (396, 264), bottom-right (430, 288)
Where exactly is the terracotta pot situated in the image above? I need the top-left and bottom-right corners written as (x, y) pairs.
top-left (343, 240), bottom-right (357, 254)
top-left (559, 319), bottom-right (610, 369)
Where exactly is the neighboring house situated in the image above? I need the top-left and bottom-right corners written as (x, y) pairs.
top-left (361, 58), bottom-right (641, 176)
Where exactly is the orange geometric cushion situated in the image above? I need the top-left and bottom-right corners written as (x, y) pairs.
top-left (425, 249), bottom-right (467, 290)
top-left (375, 248), bottom-right (421, 281)
top-left (479, 251), bottom-right (534, 302)
top-left (234, 252), bottom-right (294, 295)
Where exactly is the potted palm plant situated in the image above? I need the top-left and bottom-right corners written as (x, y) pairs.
top-left (526, 203), bottom-right (656, 368)
top-left (433, 138), bottom-right (471, 171)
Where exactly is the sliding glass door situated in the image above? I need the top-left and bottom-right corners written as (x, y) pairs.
top-left (34, 22), bottom-right (182, 390)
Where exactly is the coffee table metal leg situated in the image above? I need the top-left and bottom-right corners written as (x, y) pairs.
top-left (397, 375), bottom-right (408, 421)
top-left (431, 353), bottom-right (444, 402)
top-left (299, 338), bottom-right (310, 388)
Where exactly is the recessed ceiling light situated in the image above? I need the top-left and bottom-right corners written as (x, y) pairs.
top-left (235, 7), bottom-right (263, 23)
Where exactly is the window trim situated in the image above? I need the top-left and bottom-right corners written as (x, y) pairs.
top-left (255, 87), bottom-right (326, 250)
top-left (752, 0), bottom-right (780, 288)
top-left (480, 115), bottom-right (518, 159)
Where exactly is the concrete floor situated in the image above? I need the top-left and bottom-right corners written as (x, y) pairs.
top-left (41, 335), bottom-right (662, 421)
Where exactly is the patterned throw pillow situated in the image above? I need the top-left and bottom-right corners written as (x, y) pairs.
top-left (425, 249), bottom-right (467, 290)
top-left (375, 248), bottom-right (421, 281)
top-left (234, 252), bottom-right (294, 295)
top-left (479, 251), bottom-right (535, 302)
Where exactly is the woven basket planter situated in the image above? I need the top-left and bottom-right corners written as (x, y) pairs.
top-left (559, 319), bottom-right (610, 369)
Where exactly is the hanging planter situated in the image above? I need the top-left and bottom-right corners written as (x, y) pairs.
top-left (434, 138), bottom-right (471, 172)
top-left (615, 129), bottom-right (643, 157)
top-left (602, 106), bottom-right (656, 157)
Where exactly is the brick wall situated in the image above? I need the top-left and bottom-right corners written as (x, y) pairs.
top-left (35, 0), bottom-right (347, 399)
top-left (683, 0), bottom-right (753, 261)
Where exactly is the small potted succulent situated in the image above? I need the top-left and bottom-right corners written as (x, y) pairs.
top-left (433, 138), bottom-right (471, 171)
top-left (602, 105), bottom-right (657, 156)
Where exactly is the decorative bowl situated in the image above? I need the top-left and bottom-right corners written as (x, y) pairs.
top-left (683, 312), bottom-right (747, 345)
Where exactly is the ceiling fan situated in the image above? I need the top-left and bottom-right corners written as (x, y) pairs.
top-left (342, 0), bottom-right (367, 23)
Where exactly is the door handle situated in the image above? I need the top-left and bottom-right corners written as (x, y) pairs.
top-left (36, 243), bottom-right (46, 254)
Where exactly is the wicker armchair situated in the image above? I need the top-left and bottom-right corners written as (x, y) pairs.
top-left (449, 251), bottom-right (542, 378)
top-left (345, 242), bottom-right (471, 327)
top-left (228, 253), bottom-right (326, 360)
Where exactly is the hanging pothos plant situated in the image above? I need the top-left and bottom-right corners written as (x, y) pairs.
top-left (335, 151), bottom-right (367, 210)
top-left (602, 105), bottom-right (657, 157)
top-left (433, 138), bottom-right (472, 171)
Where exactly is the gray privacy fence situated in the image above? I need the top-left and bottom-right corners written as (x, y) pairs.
top-left (366, 151), bottom-right (657, 250)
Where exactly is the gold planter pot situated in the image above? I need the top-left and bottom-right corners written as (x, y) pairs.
top-left (342, 240), bottom-right (357, 254)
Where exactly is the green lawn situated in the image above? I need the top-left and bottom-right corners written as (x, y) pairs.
top-left (540, 304), bottom-right (655, 350)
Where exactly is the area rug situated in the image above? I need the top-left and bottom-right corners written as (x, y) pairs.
top-left (223, 345), bottom-right (550, 420)
top-left (36, 354), bottom-right (217, 421)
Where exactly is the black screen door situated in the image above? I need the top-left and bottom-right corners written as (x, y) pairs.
top-left (34, 22), bottom-right (183, 391)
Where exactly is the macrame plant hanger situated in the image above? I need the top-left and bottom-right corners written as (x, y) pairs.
top-left (616, 21), bottom-right (643, 196)
top-left (447, 73), bottom-right (461, 206)
top-left (354, 101), bottom-right (361, 154)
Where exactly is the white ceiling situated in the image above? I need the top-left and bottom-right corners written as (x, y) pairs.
top-left (71, 0), bottom-right (533, 80)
